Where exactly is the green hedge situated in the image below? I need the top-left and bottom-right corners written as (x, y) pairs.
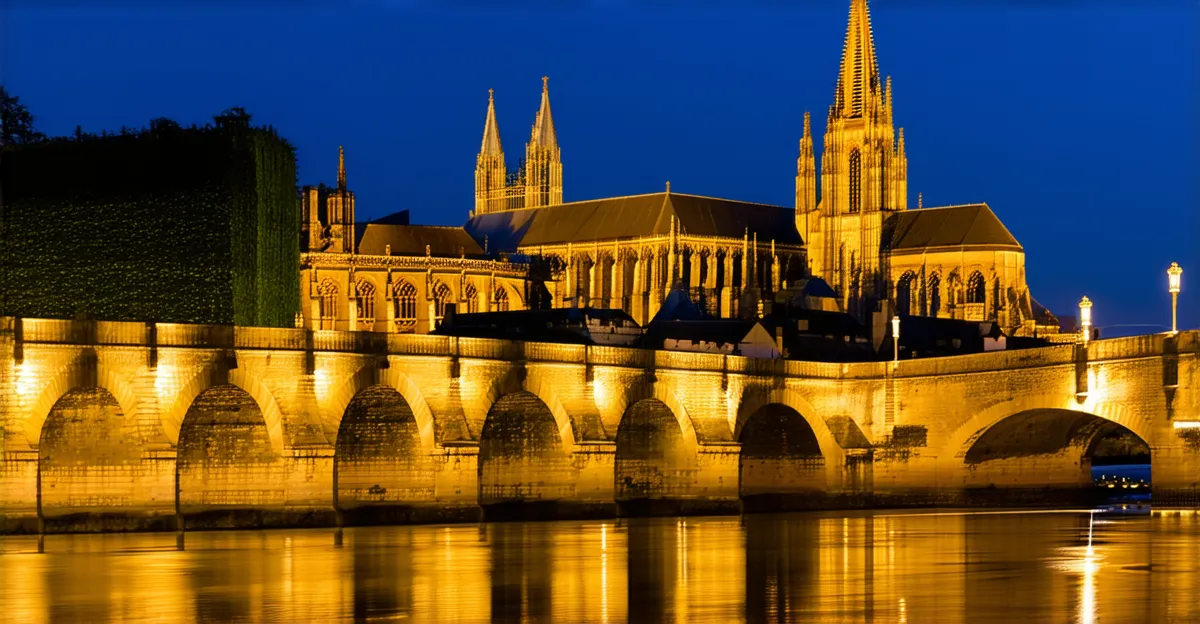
top-left (0, 120), bottom-right (300, 327)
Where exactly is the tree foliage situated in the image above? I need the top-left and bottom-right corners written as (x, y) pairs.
top-left (0, 86), bottom-right (46, 147)
top-left (0, 109), bottom-right (301, 327)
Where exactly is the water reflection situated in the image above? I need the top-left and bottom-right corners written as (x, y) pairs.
top-left (0, 510), bottom-right (1196, 623)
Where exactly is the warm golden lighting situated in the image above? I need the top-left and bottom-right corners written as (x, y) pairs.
top-left (1079, 296), bottom-right (1093, 342)
top-left (1173, 421), bottom-right (1200, 430)
top-left (1169, 262), bottom-right (1183, 294)
top-left (891, 315), bottom-right (901, 363)
top-left (14, 361), bottom-right (37, 402)
top-left (1168, 262), bottom-right (1182, 333)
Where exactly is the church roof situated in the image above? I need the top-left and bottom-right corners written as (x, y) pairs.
top-left (883, 203), bottom-right (1021, 252)
top-left (465, 191), bottom-right (802, 252)
top-left (355, 223), bottom-right (484, 257)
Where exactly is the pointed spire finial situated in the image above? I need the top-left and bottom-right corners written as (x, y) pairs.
top-left (803, 111), bottom-right (812, 137)
top-left (665, 180), bottom-right (671, 194)
top-left (480, 89), bottom-right (503, 156)
top-left (918, 192), bottom-right (923, 209)
top-left (338, 145), bottom-right (346, 189)
top-left (833, 0), bottom-right (882, 119)
top-left (531, 76), bottom-right (558, 149)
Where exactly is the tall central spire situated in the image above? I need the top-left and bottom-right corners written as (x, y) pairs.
top-left (833, 0), bottom-right (882, 119)
top-left (481, 89), bottom-right (503, 156)
top-left (531, 76), bottom-right (558, 149)
top-left (337, 145), bottom-right (346, 189)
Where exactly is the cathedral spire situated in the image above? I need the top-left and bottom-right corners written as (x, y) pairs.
top-left (531, 76), bottom-right (558, 149)
top-left (833, 0), bottom-right (882, 120)
top-left (795, 111), bottom-right (817, 215)
top-left (481, 89), bottom-right (503, 156)
top-left (337, 145), bottom-right (346, 189)
top-left (524, 76), bottom-right (563, 207)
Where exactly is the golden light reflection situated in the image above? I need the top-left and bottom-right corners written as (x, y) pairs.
top-left (15, 360), bottom-right (38, 402)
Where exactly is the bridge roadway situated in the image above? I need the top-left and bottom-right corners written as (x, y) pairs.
top-left (1, 317), bottom-right (1197, 532)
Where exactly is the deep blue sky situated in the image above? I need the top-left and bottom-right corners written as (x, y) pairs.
top-left (3, 2), bottom-right (1196, 335)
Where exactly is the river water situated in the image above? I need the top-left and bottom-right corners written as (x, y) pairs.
top-left (1, 508), bottom-right (1197, 623)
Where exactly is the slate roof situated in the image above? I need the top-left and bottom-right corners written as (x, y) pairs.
top-left (465, 191), bottom-right (802, 253)
top-left (642, 319), bottom-right (762, 347)
top-left (882, 204), bottom-right (1021, 252)
top-left (354, 223), bottom-right (484, 257)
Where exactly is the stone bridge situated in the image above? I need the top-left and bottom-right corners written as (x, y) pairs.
top-left (2, 316), bottom-right (1197, 533)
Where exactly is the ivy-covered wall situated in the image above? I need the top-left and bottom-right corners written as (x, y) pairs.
top-left (0, 120), bottom-right (300, 327)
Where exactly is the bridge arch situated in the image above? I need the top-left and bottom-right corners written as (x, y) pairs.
top-left (177, 383), bottom-right (285, 512)
top-left (942, 394), bottom-right (1151, 465)
top-left (22, 356), bottom-right (142, 450)
top-left (163, 364), bottom-right (287, 454)
top-left (734, 387), bottom-right (848, 464)
top-left (37, 386), bottom-right (163, 517)
top-left (615, 381), bottom-right (700, 448)
top-left (325, 362), bottom-right (436, 451)
top-left (334, 384), bottom-right (435, 510)
top-left (942, 395), bottom-right (1151, 495)
top-left (477, 367), bottom-right (575, 452)
top-left (614, 398), bottom-right (698, 503)
top-left (478, 390), bottom-right (576, 506)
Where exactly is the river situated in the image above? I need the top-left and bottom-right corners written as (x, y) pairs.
top-left (1, 507), bottom-right (1197, 623)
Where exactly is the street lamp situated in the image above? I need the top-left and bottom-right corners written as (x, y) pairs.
top-left (1079, 296), bottom-right (1093, 343)
top-left (891, 315), bottom-right (901, 363)
top-left (1168, 262), bottom-right (1183, 334)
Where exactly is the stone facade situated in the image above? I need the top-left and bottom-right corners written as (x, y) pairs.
top-left (2, 315), bottom-right (1196, 533)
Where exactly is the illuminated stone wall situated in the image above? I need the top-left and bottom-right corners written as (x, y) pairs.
top-left (1, 316), bottom-right (1197, 532)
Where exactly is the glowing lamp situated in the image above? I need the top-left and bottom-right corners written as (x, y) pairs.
top-left (891, 315), bottom-right (901, 363)
top-left (1168, 262), bottom-right (1182, 334)
top-left (1079, 296), bottom-right (1093, 342)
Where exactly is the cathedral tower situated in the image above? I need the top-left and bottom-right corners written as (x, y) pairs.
top-left (474, 89), bottom-right (509, 215)
top-left (327, 145), bottom-right (356, 253)
top-left (523, 76), bottom-right (563, 208)
top-left (798, 0), bottom-right (908, 319)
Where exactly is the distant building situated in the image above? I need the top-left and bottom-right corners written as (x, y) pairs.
top-left (432, 307), bottom-right (641, 346)
top-left (299, 149), bottom-right (534, 333)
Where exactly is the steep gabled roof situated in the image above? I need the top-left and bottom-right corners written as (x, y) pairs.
top-left (355, 223), bottom-right (484, 257)
top-left (882, 203), bottom-right (1021, 252)
top-left (464, 191), bottom-right (802, 252)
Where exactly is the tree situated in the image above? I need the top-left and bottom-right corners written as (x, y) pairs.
top-left (0, 86), bottom-right (46, 147)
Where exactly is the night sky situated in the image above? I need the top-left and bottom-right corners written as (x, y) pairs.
top-left (4, 2), bottom-right (1196, 335)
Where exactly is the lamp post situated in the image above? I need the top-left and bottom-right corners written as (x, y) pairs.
top-left (1079, 296), bottom-right (1093, 343)
top-left (891, 315), bottom-right (901, 363)
top-left (1168, 262), bottom-right (1183, 334)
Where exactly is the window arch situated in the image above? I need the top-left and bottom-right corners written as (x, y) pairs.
top-left (494, 286), bottom-right (510, 312)
top-left (355, 280), bottom-right (376, 330)
top-left (927, 273), bottom-right (942, 317)
top-left (848, 148), bottom-right (862, 214)
top-left (463, 282), bottom-right (479, 314)
top-left (431, 281), bottom-right (452, 327)
top-left (896, 271), bottom-right (917, 316)
top-left (317, 279), bottom-right (338, 330)
top-left (393, 280), bottom-right (418, 334)
top-left (966, 271), bottom-right (986, 304)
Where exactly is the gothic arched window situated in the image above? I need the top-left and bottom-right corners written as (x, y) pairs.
top-left (494, 286), bottom-right (510, 312)
top-left (928, 273), bottom-right (942, 317)
top-left (464, 282), bottom-right (479, 314)
top-left (317, 279), bottom-right (338, 330)
top-left (431, 281), bottom-right (452, 327)
top-left (848, 148), bottom-right (862, 214)
top-left (355, 280), bottom-right (376, 330)
top-left (393, 280), bottom-right (418, 333)
top-left (896, 271), bottom-right (917, 316)
top-left (966, 271), bottom-right (986, 304)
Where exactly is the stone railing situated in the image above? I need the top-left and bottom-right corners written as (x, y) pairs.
top-left (4, 317), bottom-right (1195, 382)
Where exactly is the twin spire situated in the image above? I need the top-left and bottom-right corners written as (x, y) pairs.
top-left (479, 77), bottom-right (559, 157)
top-left (473, 77), bottom-right (563, 214)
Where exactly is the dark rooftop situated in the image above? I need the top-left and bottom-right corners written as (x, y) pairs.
top-left (355, 221), bottom-right (485, 257)
top-left (883, 203), bottom-right (1021, 252)
top-left (465, 191), bottom-right (802, 253)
